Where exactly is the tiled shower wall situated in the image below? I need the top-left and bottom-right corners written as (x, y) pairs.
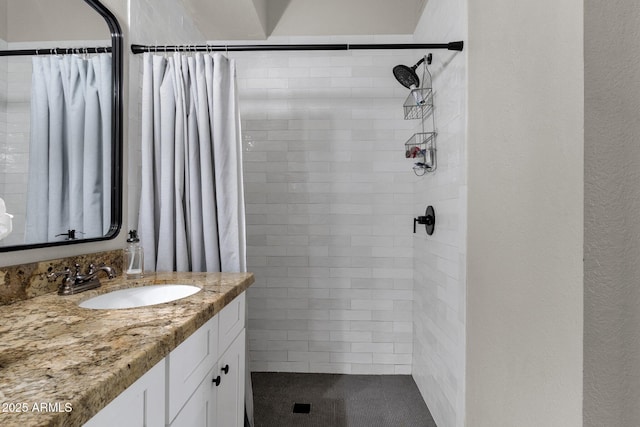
top-left (0, 49), bottom-right (30, 247)
top-left (234, 38), bottom-right (421, 374)
top-left (411, 0), bottom-right (467, 426)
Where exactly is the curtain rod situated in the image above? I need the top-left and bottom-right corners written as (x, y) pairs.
top-left (130, 41), bottom-right (463, 54)
top-left (0, 46), bottom-right (112, 57)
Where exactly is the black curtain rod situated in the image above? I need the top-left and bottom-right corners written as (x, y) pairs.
top-left (0, 46), bottom-right (112, 57)
top-left (131, 41), bottom-right (463, 54)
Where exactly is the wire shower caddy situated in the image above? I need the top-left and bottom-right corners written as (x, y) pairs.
top-left (402, 58), bottom-right (437, 175)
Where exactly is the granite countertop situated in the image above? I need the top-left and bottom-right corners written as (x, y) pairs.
top-left (0, 271), bottom-right (254, 427)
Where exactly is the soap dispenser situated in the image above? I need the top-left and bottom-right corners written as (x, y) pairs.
top-left (125, 230), bottom-right (144, 279)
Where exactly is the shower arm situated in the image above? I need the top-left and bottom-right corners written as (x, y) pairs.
top-left (411, 57), bottom-right (426, 71)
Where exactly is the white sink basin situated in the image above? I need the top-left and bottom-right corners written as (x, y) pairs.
top-left (79, 284), bottom-right (202, 309)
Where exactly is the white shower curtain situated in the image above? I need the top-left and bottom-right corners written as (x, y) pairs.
top-left (138, 52), bottom-right (246, 273)
top-left (26, 54), bottom-right (112, 243)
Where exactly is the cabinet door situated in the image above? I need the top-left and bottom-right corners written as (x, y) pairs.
top-left (216, 329), bottom-right (246, 427)
top-left (83, 360), bottom-right (165, 427)
top-left (170, 364), bottom-right (219, 427)
top-left (167, 315), bottom-right (219, 423)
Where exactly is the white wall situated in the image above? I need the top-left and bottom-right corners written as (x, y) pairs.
top-left (410, 1), bottom-right (467, 426)
top-left (3, 0), bottom-right (109, 43)
top-left (0, 2), bottom-right (6, 41)
top-left (0, 38), bottom-right (7, 219)
top-left (235, 35), bottom-right (418, 374)
top-left (466, 0), bottom-right (583, 426)
top-left (584, 1), bottom-right (640, 426)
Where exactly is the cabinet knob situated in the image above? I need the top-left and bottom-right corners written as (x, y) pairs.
top-left (213, 375), bottom-right (221, 386)
top-left (221, 364), bottom-right (230, 375)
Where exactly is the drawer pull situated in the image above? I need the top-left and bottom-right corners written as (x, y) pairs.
top-left (221, 364), bottom-right (230, 375)
top-left (213, 375), bottom-right (221, 386)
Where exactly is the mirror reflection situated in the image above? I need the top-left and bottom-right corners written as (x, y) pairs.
top-left (0, 0), bottom-right (114, 249)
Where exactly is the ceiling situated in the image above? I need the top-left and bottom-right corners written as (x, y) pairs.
top-left (183, 0), bottom-right (428, 40)
top-left (0, 0), bottom-right (109, 42)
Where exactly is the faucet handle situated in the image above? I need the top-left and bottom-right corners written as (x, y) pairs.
top-left (47, 267), bottom-right (74, 295)
top-left (72, 263), bottom-right (83, 277)
top-left (87, 263), bottom-right (96, 275)
top-left (47, 266), bottom-right (71, 281)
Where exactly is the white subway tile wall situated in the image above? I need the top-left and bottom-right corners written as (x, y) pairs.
top-left (233, 39), bottom-right (421, 375)
top-left (1, 52), bottom-right (29, 247)
top-left (411, 1), bottom-right (467, 427)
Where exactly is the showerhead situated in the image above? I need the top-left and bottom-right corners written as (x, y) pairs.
top-left (393, 65), bottom-right (420, 89)
top-left (392, 57), bottom-right (427, 89)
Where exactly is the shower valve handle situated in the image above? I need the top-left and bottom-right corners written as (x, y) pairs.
top-left (413, 216), bottom-right (431, 233)
top-left (413, 206), bottom-right (436, 235)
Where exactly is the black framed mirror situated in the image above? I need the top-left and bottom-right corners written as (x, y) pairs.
top-left (0, 0), bottom-right (122, 252)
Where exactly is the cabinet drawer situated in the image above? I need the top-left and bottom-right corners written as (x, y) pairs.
top-left (167, 314), bottom-right (219, 423)
top-left (218, 292), bottom-right (245, 354)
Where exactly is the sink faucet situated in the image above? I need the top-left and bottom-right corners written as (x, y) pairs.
top-left (47, 263), bottom-right (117, 296)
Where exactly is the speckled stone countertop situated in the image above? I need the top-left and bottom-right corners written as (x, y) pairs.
top-left (0, 272), bottom-right (254, 427)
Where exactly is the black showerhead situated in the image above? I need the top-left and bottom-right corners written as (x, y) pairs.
top-left (393, 65), bottom-right (419, 89)
top-left (393, 57), bottom-right (427, 89)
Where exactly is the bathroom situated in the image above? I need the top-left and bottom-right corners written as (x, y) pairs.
top-left (0, 0), bottom-right (637, 426)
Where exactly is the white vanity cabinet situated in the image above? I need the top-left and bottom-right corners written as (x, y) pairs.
top-left (170, 329), bottom-right (246, 427)
top-left (84, 292), bottom-right (246, 427)
top-left (83, 360), bottom-right (165, 427)
top-left (170, 292), bottom-right (246, 427)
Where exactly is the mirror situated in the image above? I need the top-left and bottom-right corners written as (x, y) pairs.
top-left (0, 0), bottom-right (122, 252)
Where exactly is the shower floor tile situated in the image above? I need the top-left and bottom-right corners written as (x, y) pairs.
top-left (252, 372), bottom-right (438, 427)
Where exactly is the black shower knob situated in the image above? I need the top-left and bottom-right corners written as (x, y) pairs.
top-left (413, 206), bottom-right (435, 235)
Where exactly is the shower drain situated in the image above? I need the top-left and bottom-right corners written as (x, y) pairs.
top-left (292, 403), bottom-right (311, 414)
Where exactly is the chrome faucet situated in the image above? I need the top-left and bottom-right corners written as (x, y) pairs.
top-left (47, 263), bottom-right (117, 295)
